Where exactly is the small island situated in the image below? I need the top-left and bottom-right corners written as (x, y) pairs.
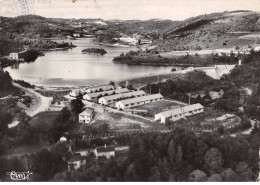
top-left (82, 48), bottom-right (107, 55)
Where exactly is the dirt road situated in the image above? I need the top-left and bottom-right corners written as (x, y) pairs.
top-left (8, 83), bottom-right (53, 128)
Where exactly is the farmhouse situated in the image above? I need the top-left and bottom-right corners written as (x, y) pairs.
top-left (155, 103), bottom-right (204, 124)
top-left (68, 155), bottom-right (86, 171)
top-left (115, 93), bottom-right (164, 109)
top-left (94, 145), bottom-right (115, 159)
top-left (86, 85), bottom-right (114, 93)
top-left (78, 108), bottom-right (94, 123)
top-left (83, 88), bottom-right (130, 101)
top-left (99, 90), bottom-right (146, 105)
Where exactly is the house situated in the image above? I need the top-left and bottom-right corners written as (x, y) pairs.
top-left (86, 85), bottom-right (114, 93)
top-left (98, 90), bottom-right (146, 105)
top-left (68, 155), bottom-right (86, 171)
top-left (66, 35), bottom-right (75, 40)
top-left (9, 53), bottom-right (19, 60)
top-left (79, 108), bottom-right (94, 124)
top-left (115, 94), bottom-right (164, 109)
top-left (95, 144), bottom-right (115, 159)
top-left (73, 33), bottom-right (81, 38)
top-left (155, 103), bottom-right (204, 124)
top-left (69, 89), bottom-right (80, 97)
top-left (83, 88), bottom-right (130, 101)
top-left (60, 136), bottom-right (67, 142)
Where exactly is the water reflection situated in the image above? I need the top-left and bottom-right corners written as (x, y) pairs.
top-left (5, 38), bottom-right (173, 87)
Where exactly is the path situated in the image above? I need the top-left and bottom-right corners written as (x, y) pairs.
top-left (8, 83), bottom-right (53, 128)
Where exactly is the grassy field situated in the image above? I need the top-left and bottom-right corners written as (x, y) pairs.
top-left (29, 111), bottom-right (59, 132)
top-left (170, 108), bottom-right (241, 130)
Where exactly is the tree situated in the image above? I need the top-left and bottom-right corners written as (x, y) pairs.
top-left (167, 139), bottom-right (175, 161)
top-left (124, 163), bottom-right (138, 181)
top-left (176, 144), bottom-right (183, 163)
top-left (204, 148), bottom-right (224, 174)
top-left (235, 162), bottom-right (253, 181)
top-left (148, 166), bottom-right (161, 181)
top-left (220, 168), bottom-right (239, 182)
top-left (70, 98), bottom-right (84, 115)
top-left (188, 169), bottom-right (207, 182)
top-left (207, 174), bottom-right (223, 182)
top-left (31, 149), bottom-right (54, 181)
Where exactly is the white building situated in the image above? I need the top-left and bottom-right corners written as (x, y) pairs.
top-left (155, 103), bottom-right (204, 124)
top-left (99, 90), bottom-right (146, 105)
top-left (73, 33), bottom-right (81, 38)
top-left (9, 53), bottom-right (19, 60)
top-left (69, 89), bottom-right (80, 97)
top-left (59, 136), bottom-right (67, 142)
top-left (94, 145), bottom-right (115, 159)
top-left (86, 85), bottom-right (114, 93)
top-left (115, 93), bottom-right (164, 109)
top-left (83, 88), bottom-right (130, 101)
top-left (79, 108), bottom-right (94, 124)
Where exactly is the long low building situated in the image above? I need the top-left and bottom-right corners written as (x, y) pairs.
top-left (99, 90), bottom-right (146, 105)
top-left (155, 103), bottom-right (204, 124)
top-left (83, 88), bottom-right (130, 101)
top-left (115, 93), bottom-right (164, 109)
top-left (85, 85), bottom-right (114, 93)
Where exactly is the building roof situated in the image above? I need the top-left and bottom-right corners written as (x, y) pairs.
top-left (79, 107), bottom-right (94, 116)
top-left (117, 94), bottom-right (163, 105)
top-left (87, 85), bottom-right (114, 92)
top-left (157, 103), bottom-right (204, 118)
top-left (100, 90), bottom-right (146, 101)
top-left (96, 145), bottom-right (115, 153)
top-left (84, 88), bottom-right (130, 98)
top-left (68, 156), bottom-right (81, 163)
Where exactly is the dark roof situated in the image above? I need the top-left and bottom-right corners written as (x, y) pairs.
top-left (80, 107), bottom-right (94, 116)
top-left (68, 156), bottom-right (81, 163)
top-left (96, 145), bottom-right (115, 153)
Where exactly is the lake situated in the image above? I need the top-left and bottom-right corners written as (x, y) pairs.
top-left (5, 38), bottom-right (174, 87)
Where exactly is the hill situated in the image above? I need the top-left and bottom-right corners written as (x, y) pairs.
top-left (154, 10), bottom-right (260, 51)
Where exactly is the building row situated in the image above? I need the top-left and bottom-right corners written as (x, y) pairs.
top-left (98, 90), bottom-right (146, 105)
top-left (115, 93), bottom-right (164, 109)
top-left (83, 88), bottom-right (130, 101)
top-left (155, 103), bottom-right (204, 124)
top-left (69, 84), bottom-right (114, 97)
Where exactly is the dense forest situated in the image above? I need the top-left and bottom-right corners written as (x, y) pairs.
top-left (1, 125), bottom-right (259, 181)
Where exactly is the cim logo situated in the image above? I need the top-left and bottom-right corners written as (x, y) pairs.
top-left (6, 171), bottom-right (33, 181)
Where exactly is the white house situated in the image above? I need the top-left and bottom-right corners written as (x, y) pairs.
top-left (73, 33), bottom-right (81, 38)
top-left (9, 53), bottom-right (19, 60)
top-left (69, 89), bottom-right (80, 97)
top-left (83, 88), bottom-right (130, 101)
top-left (155, 103), bottom-right (204, 124)
top-left (98, 90), bottom-right (146, 105)
top-left (94, 145), bottom-right (115, 159)
top-left (68, 155), bottom-right (86, 171)
top-left (79, 108), bottom-right (94, 124)
top-left (115, 93), bottom-right (164, 109)
top-left (86, 85), bottom-right (114, 93)
top-left (59, 136), bottom-right (67, 142)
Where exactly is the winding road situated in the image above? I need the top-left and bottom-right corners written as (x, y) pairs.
top-left (8, 83), bottom-right (53, 128)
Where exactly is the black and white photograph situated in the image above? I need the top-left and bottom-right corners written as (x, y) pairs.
top-left (0, 0), bottom-right (260, 182)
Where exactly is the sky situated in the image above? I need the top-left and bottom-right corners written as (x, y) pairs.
top-left (0, 0), bottom-right (260, 20)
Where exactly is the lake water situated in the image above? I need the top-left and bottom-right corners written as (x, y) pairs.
top-left (5, 38), bottom-right (174, 87)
